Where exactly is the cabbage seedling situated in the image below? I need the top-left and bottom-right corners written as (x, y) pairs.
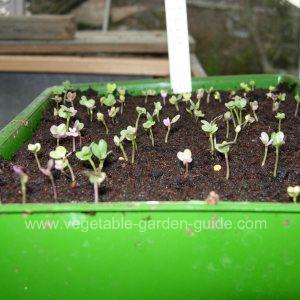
top-left (80, 96), bottom-right (95, 122)
top-left (259, 132), bottom-right (273, 167)
top-left (91, 139), bottom-right (112, 171)
top-left (51, 95), bottom-right (62, 111)
top-left (186, 99), bottom-right (199, 116)
top-left (153, 101), bottom-right (162, 122)
top-left (215, 141), bottom-right (230, 179)
top-left (114, 135), bottom-right (128, 161)
top-left (224, 101), bottom-right (237, 127)
top-left (96, 112), bottom-right (109, 134)
top-left (250, 101), bottom-right (258, 121)
top-left (106, 82), bottom-right (117, 94)
top-left (206, 87), bottom-right (214, 103)
top-left (118, 95), bottom-right (126, 114)
top-left (214, 91), bottom-right (221, 103)
top-left (294, 93), bottom-right (300, 116)
top-left (194, 109), bottom-right (205, 122)
top-left (13, 165), bottom-right (28, 203)
top-left (58, 105), bottom-right (77, 129)
top-left (143, 113), bottom-right (156, 147)
top-left (50, 123), bottom-right (67, 146)
top-left (271, 131), bottom-right (285, 177)
top-left (108, 106), bottom-right (120, 124)
top-left (39, 159), bottom-right (57, 200)
top-left (62, 80), bottom-right (73, 104)
top-left (85, 171), bottom-right (106, 203)
top-left (100, 94), bottom-right (116, 107)
top-left (160, 89), bottom-right (168, 106)
top-left (121, 126), bottom-right (137, 164)
top-left (135, 106), bottom-right (146, 128)
top-left (240, 82), bottom-right (251, 92)
top-left (287, 186), bottom-right (300, 203)
top-left (163, 115), bottom-right (180, 143)
top-left (177, 149), bottom-right (192, 178)
top-left (225, 96), bottom-right (247, 126)
top-left (75, 146), bottom-right (97, 172)
top-left (243, 114), bottom-right (255, 128)
top-left (143, 89), bottom-right (156, 103)
top-left (66, 92), bottom-right (76, 107)
top-left (28, 143), bottom-right (42, 169)
top-left (223, 111), bottom-right (231, 139)
top-left (67, 120), bottom-right (84, 151)
top-left (50, 146), bottom-right (76, 184)
top-left (196, 88), bottom-right (204, 102)
top-left (201, 120), bottom-right (219, 154)
top-left (182, 93), bottom-right (192, 103)
top-left (169, 95), bottom-right (180, 111)
top-left (275, 112), bottom-right (285, 131)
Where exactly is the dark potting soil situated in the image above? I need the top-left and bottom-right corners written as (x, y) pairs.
top-left (0, 84), bottom-right (299, 203)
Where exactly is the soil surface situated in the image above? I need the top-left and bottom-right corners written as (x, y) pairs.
top-left (0, 84), bottom-right (299, 203)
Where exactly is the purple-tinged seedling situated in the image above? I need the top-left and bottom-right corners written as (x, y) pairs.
top-left (76, 146), bottom-right (97, 172)
top-left (58, 105), bottom-right (77, 129)
top-left (50, 146), bottom-right (76, 185)
top-left (85, 171), bottom-right (106, 203)
top-left (50, 123), bottom-right (67, 146)
top-left (114, 135), bottom-right (128, 161)
top-left (160, 89), bottom-right (168, 106)
top-left (153, 101), bottom-right (162, 122)
top-left (177, 149), bottom-right (192, 178)
top-left (62, 80), bottom-right (73, 104)
top-left (28, 143), bottom-right (42, 169)
top-left (66, 92), bottom-right (76, 107)
top-left (13, 165), bottom-right (28, 203)
top-left (108, 106), bottom-right (120, 124)
top-left (275, 112), bottom-right (285, 131)
top-left (121, 126), bottom-right (137, 164)
top-left (287, 186), bottom-right (300, 203)
top-left (135, 106), bottom-right (146, 128)
top-left (271, 131), bottom-right (285, 177)
top-left (96, 112), bottom-right (109, 134)
top-left (39, 159), bottom-right (57, 200)
top-left (259, 132), bottom-right (273, 167)
top-left (67, 120), bottom-right (84, 151)
top-left (250, 101), bottom-right (258, 121)
top-left (143, 113), bottom-right (156, 147)
top-left (91, 139), bottom-right (112, 171)
top-left (163, 115), bottom-right (180, 143)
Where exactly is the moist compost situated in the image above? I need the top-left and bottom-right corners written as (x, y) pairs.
top-left (0, 84), bottom-right (299, 203)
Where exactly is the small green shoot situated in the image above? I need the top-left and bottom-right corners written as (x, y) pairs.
top-left (108, 106), bottom-right (120, 124)
top-left (287, 186), bottom-right (300, 203)
top-left (50, 146), bottom-right (76, 185)
top-left (28, 143), bottom-right (42, 169)
top-left (250, 101), bottom-right (258, 121)
top-left (177, 149), bottom-right (192, 178)
top-left (96, 112), bottom-right (109, 134)
top-left (121, 126), bottom-right (137, 164)
top-left (169, 95), bottom-right (180, 111)
top-left (50, 123), bottom-right (67, 146)
top-left (58, 105), bottom-right (77, 128)
top-left (201, 119), bottom-right (219, 154)
top-left (143, 113), bottom-right (156, 147)
top-left (143, 89), bottom-right (156, 103)
top-left (271, 131), bottom-right (285, 177)
top-left (75, 146), bottom-right (97, 172)
top-left (135, 106), bottom-right (146, 128)
top-left (85, 171), bottom-right (106, 203)
top-left (275, 112), bottom-right (285, 131)
top-left (215, 141), bottom-right (230, 180)
top-left (153, 101), bottom-right (162, 122)
top-left (294, 93), bottom-right (300, 117)
top-left (79, 96), bottom-right (96, 122)
top-left (259, 132), bottom-right (273, 167)
top-left (114, 135), bottom-right (128, 161)
top-left (91, 139), bottom-right (112, 171)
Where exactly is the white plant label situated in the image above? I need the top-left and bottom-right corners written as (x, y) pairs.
top-left (165, 0), bottom-right (192, 94)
